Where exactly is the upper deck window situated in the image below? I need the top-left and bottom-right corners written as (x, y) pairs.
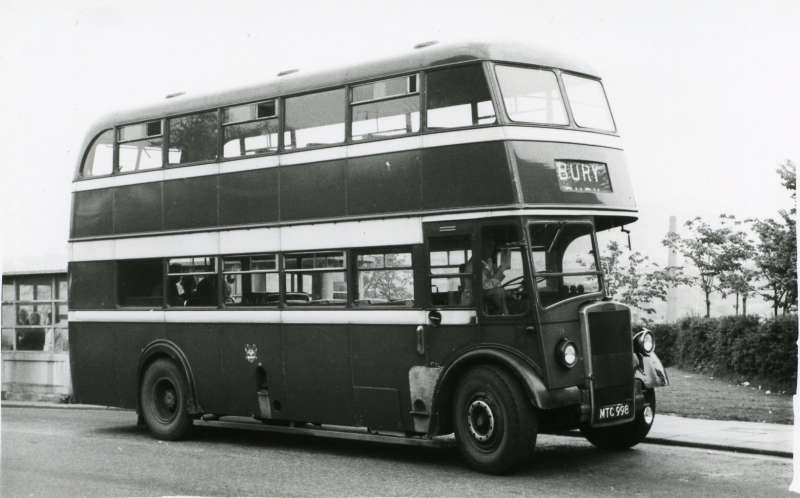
top-left (426, 65), bottom-right (496, 129)
top-left (168, 111), bottom-right (219, 165)
top-left (118, 120), bottom-right (163, 173)
top-left (284, 89), bottom-right (346, 150)
top-left (562, 74), bottom-right (615, 131)
top-left (222, 100), bottom-right (279, 158)
top-left (495, 65), bottom-right (568, 125)
top-left (351, 75), bottom-right (420, 141)
top-left (80, 129), bottom-right (114, 177)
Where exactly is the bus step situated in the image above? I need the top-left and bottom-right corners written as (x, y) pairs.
top-left (195, 416), bottom-right (455, 448)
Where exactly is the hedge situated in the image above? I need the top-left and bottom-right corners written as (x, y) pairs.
top-left (646, 315), bottom-right (797, 389)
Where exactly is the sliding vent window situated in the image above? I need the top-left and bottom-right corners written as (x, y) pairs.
top-left (80, 130), bottom-right (114, 177)
top-left (355, 250), bottom-right (414, 306)
top-left (168, 111), bottom-right (219, 165)
top-left (429, 235), bottom-right (473, 307)
top-left (495, 65), bottom-right (568, 125)
top-left (351, 75), bottom-right (420, 141)
top-left (284, 251), bottom-right (346, 305)
top-left (167, 256), bottom-right (217, 307)
top-left (222, 254), bottom-right (279, 306)
top-left (118, 120), bottom-right (163, 172)
top-left (562, 74), bottom-right (615, 131)
top-left (223, 100), bottom-right (279, 158)
top-left (118, 259), bottom-right (163, 307)
top-left (426, 64), bottom-right (496, 129)
top-left (284, 89), bottom-right (345, 150)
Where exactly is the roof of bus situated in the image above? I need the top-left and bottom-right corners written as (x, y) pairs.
top-left (79, 41), bottom-right (600, 154)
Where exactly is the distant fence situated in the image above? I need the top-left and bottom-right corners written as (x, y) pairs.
top-left (651, 315), bottom-right (797, 390)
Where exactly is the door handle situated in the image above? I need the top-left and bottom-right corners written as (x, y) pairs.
top-left (416, 325), bottom-right (425, 355)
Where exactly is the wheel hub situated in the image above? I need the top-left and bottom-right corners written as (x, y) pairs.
top-left (467, 399), bottom-right (495, 442)
top-left (154, 378), bottom-right (178, 422)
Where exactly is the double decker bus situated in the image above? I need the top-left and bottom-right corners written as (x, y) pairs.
top-left (69, 41), bottom-right (668, 474)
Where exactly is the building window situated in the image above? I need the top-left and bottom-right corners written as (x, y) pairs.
top-left (350, 75), bottom-right (420, 141)
top-left (80, 129), bottom-right (114, 177)
top-left (354, 249), bottom-right (414, 306)
top-left (118, 120), bottom-right (164, 173)
top-left (284, 89), bottom-right (346, 150)
top-left (222, 254), bottom-right (279, 306)
top-left (284, 251), bottom-right (347, 305)
top-left (222, 100), bottom-right (279, 158)
top-left (118, 259), bottom-right (164, 307)
top-left (168, 111), bottom-right (220, 165)
top-left (429, 236), bottom-right (473, 307)
top-left (2, 274), bottom-right (69, 352)
top-left (167, 257), bottom-right (218, 307)
top-left (426, 64), bottom-right (496, 129)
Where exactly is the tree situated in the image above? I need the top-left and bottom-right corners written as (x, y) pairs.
top-left (663, 214), bottom-right (753, 318)
top-left (600, 240), bottom-right (690, 322)
top-left (358, 253), bottom-right (414, 303)
top-left (753, 160), bottom-right (797, 316)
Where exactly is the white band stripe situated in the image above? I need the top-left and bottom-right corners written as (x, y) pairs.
top-left (68, 309), bottom-right (477, 326)
top-left (72, 126), bottom-right (623, 192)
top-left (67, 208), bottom-right (637, 262)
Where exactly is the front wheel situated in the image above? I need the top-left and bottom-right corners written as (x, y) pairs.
top-left (140, 358), bottom-right (193, 440)
top-left (453, 366), bottom-right (537, 474)
top-left (581, 389), bottom-right (655, 450)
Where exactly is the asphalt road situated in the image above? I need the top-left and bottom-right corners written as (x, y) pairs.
top-left (1, 406), bottom-right (793, 497)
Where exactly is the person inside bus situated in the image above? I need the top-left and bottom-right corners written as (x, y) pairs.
top-left (481, 239), bottom-right (511, 315)
top-left (463, 239), bottom-right (511, 314)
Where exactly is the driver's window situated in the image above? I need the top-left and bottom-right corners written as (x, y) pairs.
top-left (480, 225), bottom-right (527, 316)
top-left (530, 222), bottom-right (601, 307)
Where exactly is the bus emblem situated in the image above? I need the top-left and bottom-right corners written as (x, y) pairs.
top-left (244, 344), bottom-right (258, 363)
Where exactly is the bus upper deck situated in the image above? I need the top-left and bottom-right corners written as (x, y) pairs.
top-left (70, 41), bottom-right (636, 244)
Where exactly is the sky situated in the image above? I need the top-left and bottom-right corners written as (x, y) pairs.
top-left (1, 0), bottom-right (798, 313)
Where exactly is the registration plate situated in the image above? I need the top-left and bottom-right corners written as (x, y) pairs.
top-left (597, 400), bottom-right (632, 422)
top-left (555, 160), bottom-right (612, 193)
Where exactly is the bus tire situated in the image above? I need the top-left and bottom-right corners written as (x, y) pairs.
top-left (140, 358), bottom-right (193, 441)
top-left (581, 389), bottom-right (655, 450)
top-left (453, 366), bottom-right (537, 474)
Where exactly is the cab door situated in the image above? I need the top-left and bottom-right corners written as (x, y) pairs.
top-left (475, 221), bottom-right (541, 363)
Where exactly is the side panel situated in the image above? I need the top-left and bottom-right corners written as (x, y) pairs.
top-left (350, 324), bottom-right (421, 431)
top-left (280, 159), bottom-right (347, 221)
top-left (280, 323), bottom-right (353, 424)
top-left (72, 189), bottom-right (113, 238)
top-left (114, 183), bottom-right (163, 234)
top-left (219, 168), bottom-right (280, 226)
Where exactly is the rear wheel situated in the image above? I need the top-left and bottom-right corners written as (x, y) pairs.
top-left (140, 358), bottom-right (193, 440)
top-left (581, 389), bottom-right (655, 450)
top-left (453, 366), bottom-right (537, 474)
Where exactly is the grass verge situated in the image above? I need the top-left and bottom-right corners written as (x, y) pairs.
top-left (657, 366), bottom-right (793, 425)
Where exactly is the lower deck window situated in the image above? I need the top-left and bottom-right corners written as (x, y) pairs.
top-left (284, 251), bottom-right (347, 305)
top-left (429, 236), bottom-right (473, 307)
top-left (354, 250), bottom-right (414, 306)
top-left (118, 259), bottom-right (163, 307)
top-left (167, 257), bottom-right (217, 307)
top-left (223, 255), bottom-right (279, 306)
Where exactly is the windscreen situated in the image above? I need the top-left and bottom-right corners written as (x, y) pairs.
top-left (495, 65), bottom-right (568, 125)
top-left (562, 74), bottom-right (615, 131)
top-left (530, 222), bottom-right (601, 307)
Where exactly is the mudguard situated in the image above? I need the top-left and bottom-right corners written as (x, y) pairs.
top-left (138, 339), bottom-right (202, 415)
top-left (635, 351), bottom-right (669, 388)
top-left (428, 347), bottom-right (581, 435)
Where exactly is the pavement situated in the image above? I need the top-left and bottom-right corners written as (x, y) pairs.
top-left (1, 400), bottom-right (793, 459)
